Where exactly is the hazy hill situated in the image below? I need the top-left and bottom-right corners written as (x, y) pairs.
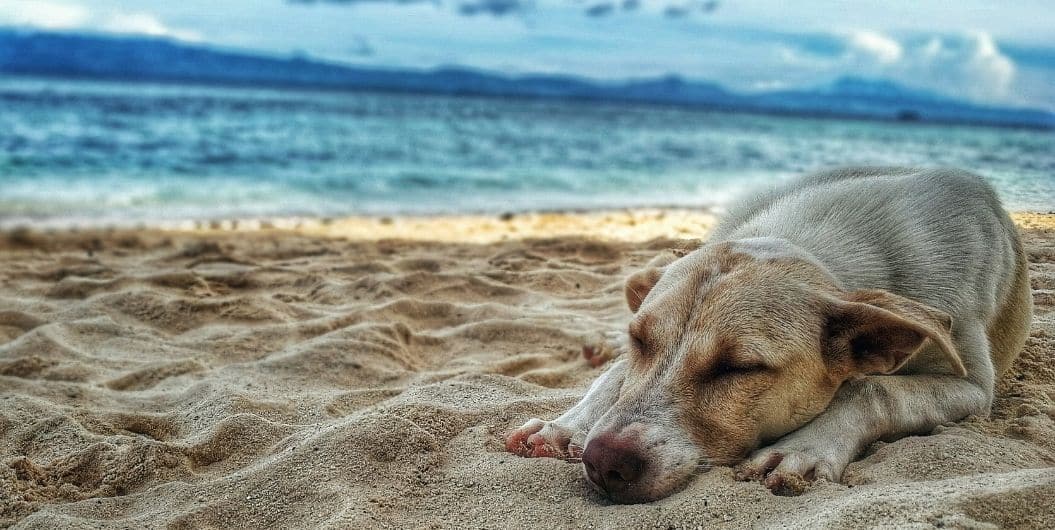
top-left (0, 29), bottom-right (1050, 128)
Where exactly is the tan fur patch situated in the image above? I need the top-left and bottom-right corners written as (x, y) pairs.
top-left (622, 244), bottom-right (842, 461)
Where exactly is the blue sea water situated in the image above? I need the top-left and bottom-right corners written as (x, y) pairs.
top-left (1, 77), bottom-right (1052, 227)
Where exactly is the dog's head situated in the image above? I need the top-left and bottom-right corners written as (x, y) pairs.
top-left (581, 239), bottom-right (964, 503)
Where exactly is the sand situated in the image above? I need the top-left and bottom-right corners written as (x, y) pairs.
top-left (1, 210), bottom-right (1053, 529)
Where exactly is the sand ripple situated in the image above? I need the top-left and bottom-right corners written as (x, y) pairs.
top-left (1, 218), bottom-right (1053, 528)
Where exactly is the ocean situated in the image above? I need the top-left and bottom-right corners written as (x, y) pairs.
top-left (1, 77), bottom-right (1052, 227)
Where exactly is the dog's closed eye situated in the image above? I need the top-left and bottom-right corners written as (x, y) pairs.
top-left (707, 338), bottom-right (768, 379)
top-left (709, 360), bottom-right (766, 379)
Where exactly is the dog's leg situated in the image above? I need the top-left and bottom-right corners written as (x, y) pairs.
top-left (737, 323), bottom-right (994, 494)
top-left (506, 358), bottom-right (628, 461)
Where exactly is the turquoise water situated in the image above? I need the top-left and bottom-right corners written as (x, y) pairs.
top-left (1, 77), bottom-right (1052, 226)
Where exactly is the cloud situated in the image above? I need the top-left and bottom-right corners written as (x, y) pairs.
top-left (287, 0), bottom-right (430, 4)
top-left (1003, 44), bottom-right (1055, 70)
top-left (574, 0), bottom-right (712, 18)
top-left (779, 30), bottom-right (1018, 103)
top-left (286, 0), bottom-right (717, 19)
top-left (899, 32), bottom-right (1015, 100)
top-left (0, 0), bottom-right (89, 29)
top-left (584, 3), bottom-right (615, 17)
top-left (0, 1), bottom-right (202, 41)
top-left (457, 0), bottom-right (532, 17)
top-left (662, 0), bottom-right (718, 19)
top-left (350, 35), bottom-right (374, 56)
top-left (662, 5), bottom-right (688, 18)
top-left (288, 0), bottom-right (531, 16)
top-left (848, 30), bottom-right (902, 64)
top-left (290, 0), bottom-right (534, 17)
top-left (101, 12), bottom-right (203, 41)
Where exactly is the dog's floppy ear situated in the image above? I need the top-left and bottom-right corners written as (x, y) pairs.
top-left (624, 266), bottom-right (665, 313)
top-left (624, 250), bottom-right (687, 312)
top-left (824, 289), bottom-right (966, 377)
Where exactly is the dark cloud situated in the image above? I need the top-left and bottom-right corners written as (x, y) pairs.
top-left (288, 0), bottom-right (431, 4)
top-left (1004, 43), bottom-right (1055, 69)
top-left (664, 1), bottom-right (719, 18)
top-left (351, 35), bottom-right (374, 56)
top-left (288, 0), bottom-right (533, 17)
top-left (584, 3), bottom-right (615, 17)
top-left (663, 5), bottom-right (689, 18)
top-left (287, 0), bottom-right (716, 19)
top-left (457, 0), bottom-right (532, 16)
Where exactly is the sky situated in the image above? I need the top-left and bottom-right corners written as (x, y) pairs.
top-left (1, 0), bottom-right (1054, 110)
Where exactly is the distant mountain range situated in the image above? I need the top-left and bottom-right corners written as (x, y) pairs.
top-left (1, 28), bottom-right (1052, 129)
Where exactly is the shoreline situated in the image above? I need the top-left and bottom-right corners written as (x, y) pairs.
top-left (2, 208), bottom-right (720, 246)
top-left (3, 209), bottom-right (1053, 248)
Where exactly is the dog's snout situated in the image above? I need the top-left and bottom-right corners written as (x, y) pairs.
top-left (582, 432), bottom-right (647, 501)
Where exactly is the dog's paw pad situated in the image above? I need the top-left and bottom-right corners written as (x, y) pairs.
top-left (764, 471), bottom-right (811, 496)
top-left (505, 419), bottom-right (578, 461)
top-left (737, 445), bottom-right (845, 495)
top-left (505, 419), bottom-right (544, 456)
top-left (735, 451), bottom-right (784, 482)
top-left (525, 433), bottom-right (561, 458)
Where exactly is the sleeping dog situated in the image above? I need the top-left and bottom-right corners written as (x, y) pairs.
top-left (506, 167), bottom-right (1032, 503)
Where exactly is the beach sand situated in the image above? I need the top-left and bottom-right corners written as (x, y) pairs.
top-left (1, 210), bottom-right (1053, 528)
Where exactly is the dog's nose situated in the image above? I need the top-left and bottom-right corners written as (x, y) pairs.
top-left (582, 432), bottom-right (646, 498)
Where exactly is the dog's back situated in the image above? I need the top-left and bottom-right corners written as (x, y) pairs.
top-left (711, 167), bottom-right (1031, 374)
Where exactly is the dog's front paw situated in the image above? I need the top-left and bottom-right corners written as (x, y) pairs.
top-left (735, 444), bottom-right (847, 496)
top-left (505, 418), bottom-right (582, 460)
